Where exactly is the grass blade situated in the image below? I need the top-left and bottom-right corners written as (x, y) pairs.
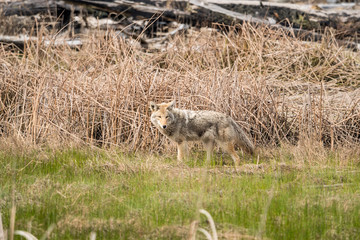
top-left (39, 224), bottom-right (55, 240)
top-left (197, 228), bottom-right (213, 240)
top-left (199, 209), bottom-right (218, 240)
top-left (89, 232), bottom-right (96, 240)
top-left (0, 213), bottom-right (5, 240)
top-left (14, 230), bottom-right (38, 240)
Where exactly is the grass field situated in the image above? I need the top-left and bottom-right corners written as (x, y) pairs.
top-left (1, 147), bottom-right (360, 239)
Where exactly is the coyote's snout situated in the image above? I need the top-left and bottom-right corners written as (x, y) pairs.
top-left (150, 100), bottom-right (254, 165)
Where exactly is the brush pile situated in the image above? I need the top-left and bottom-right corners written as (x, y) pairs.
top-left (0, 22), bottom-right (359, 151)
top-left (0, 0), bottom-right (360, 50)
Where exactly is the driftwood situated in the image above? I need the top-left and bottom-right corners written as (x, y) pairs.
top-left (3, 0), bottom-right (359, 31)
top-left (59, 0), bottom-right (189, 21)
top-left (189, 0), bottom-right (360, 49)
top-left (0, 0), bottom-right (359, 50)
top-left (58, 0), bottom-right (360, 49)
top-left (0, 34), bottom-right (83, 49)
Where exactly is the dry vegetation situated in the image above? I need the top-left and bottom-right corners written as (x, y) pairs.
top-left (1, 17), bottom-right (360, 239)
top-left (0, 23), bottom-right (359, 153)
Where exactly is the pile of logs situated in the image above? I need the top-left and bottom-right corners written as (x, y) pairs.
top-left (0, 0), bottom-right (359, 50)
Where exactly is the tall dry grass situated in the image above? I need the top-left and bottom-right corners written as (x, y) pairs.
top-left (0, 24), bottom-right (359, 152)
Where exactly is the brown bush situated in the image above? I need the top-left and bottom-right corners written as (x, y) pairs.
top-left (0, 24), bottom-right (359, 151)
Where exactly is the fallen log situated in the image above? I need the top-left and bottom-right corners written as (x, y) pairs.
top-left (0, 34), bottom-right (83, 49)
top-left (59, 0), bottom-right (189, 21)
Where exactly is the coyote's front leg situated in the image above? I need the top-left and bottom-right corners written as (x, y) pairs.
top-left (177, 142), bottom-right (188, 162)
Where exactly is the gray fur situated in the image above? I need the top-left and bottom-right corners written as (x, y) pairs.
top-left (150, 101), bottom-right (255, 165)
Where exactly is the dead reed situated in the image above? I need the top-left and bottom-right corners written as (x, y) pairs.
top-left (0, 23), bottom-right (359, 152)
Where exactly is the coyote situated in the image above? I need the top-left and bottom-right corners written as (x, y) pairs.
top-left (149, 100), bottom-right (254, 165)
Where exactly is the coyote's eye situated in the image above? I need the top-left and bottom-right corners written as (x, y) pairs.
top-left (165, 116), bottom-right (170, 119)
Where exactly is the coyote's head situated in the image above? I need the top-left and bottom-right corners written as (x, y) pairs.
top-left (149, 100), bottom-right (175, 130)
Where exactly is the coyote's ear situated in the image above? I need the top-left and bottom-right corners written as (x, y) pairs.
top-left (167, 100), bottom-right (175, 110)
top-left (149, 101), bottom-right (159, 112)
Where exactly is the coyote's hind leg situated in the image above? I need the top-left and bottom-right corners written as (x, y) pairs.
top-left (203, 140), bottom-right (215, 164)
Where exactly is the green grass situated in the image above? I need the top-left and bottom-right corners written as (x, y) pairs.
top-left (0, 148), bottom-right (360, 239)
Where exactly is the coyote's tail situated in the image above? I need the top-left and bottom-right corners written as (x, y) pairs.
top-left (231, 120), bottom-right (255, 155)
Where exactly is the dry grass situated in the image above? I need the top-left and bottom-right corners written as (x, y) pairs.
top-left (0, 23), bottom-right (359, 153)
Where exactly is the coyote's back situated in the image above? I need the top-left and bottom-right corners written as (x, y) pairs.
top-left (150, 100), bottom-right (254, 165)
